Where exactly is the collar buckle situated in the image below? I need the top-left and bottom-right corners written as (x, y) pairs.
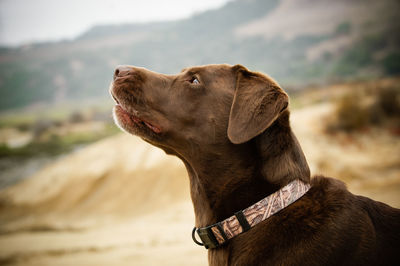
top-left (192, 226), bottom-right (220, 249)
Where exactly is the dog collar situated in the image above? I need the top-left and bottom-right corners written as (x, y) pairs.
top-left (192, 179), bottom-right (311, 249)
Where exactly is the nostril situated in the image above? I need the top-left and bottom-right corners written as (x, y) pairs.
top-left (114, 65), bottom-right (132, 80)
top-left (114, 68), bottom-right (120, 78)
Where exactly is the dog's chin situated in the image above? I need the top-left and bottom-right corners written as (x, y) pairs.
top-left (112, 105), bottom-right (161, 140)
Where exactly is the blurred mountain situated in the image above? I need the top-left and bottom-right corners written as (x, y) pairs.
top-left (0, 0), bottom-right (399, 111)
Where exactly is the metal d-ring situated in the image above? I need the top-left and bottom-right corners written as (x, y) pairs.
top-left (192, 227), bottom-right (204, 246)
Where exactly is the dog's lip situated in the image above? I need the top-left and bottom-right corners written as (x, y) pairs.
top-left (114, 102), bottom-right (162, 134)
top-left (111, 93), bottom-right (120, 105)
top-left (110, 83), bottom-right (162, 134)
top-left (109, 86), bottom-right (120, 105)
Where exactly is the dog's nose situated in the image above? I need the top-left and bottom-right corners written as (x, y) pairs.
top-left (114, 65), bottom-right (132, 80)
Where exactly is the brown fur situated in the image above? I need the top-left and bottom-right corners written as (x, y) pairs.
top-left (110, 64), bottom-right (400, 265)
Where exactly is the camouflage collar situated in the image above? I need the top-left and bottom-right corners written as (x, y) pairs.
top-left (192, 179), bottom-right (311, 249)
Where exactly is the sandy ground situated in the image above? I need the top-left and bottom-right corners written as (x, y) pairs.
top-left (0, 102), bottom-right (399, 265)
top-left (0, 201), bottom-right (207, 266)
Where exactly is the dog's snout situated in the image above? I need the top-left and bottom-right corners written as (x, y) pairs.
top-left (114, 65), bottom-right (132, 80)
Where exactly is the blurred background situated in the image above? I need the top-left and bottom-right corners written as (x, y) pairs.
top-left (0, 0), bottom-right (399, 265)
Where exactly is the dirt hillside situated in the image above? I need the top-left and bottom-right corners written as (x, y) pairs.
top-left (0, 134), bottom-right (189, 232)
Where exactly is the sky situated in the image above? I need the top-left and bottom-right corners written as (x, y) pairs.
top-left (0, 0), bottom-right (230, 46)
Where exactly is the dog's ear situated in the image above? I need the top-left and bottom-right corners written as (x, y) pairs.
top-left (228, 65), bottom-right (289, 144)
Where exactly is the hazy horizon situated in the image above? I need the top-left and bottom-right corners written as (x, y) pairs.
top-left (0, 0), bottom-right (230, 46)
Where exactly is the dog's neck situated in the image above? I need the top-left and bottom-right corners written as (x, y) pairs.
top-left (180, 111), bottom-right (310, 227)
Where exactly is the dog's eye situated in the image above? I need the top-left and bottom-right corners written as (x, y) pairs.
top-left (191, 77), bottom-right (200, 84)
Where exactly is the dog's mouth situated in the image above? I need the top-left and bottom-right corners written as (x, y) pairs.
top-left (111, 91), bottom-right (162, 134)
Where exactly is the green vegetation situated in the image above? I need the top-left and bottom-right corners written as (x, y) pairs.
top-left (334, 22), bottom-right (352, 36)
top-left (382, 52), bottom-right (400, 75)
top-left (0, 113), bottom-right (37, 129)
top-left (0, 103), bottom-right (119, 158)
top-left (0, 123), bottom-right (119, 158)
top-left (333, 34), bottom-right (388, 76)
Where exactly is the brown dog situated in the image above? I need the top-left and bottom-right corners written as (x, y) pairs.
top-left (110, 64), bottom-right (400, 266)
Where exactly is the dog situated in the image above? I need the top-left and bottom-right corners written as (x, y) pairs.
top-left (110, 64), bottom-right (400, 265)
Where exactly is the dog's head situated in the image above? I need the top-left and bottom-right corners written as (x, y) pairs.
top-left (110, 64), bottom-right (288, 154)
